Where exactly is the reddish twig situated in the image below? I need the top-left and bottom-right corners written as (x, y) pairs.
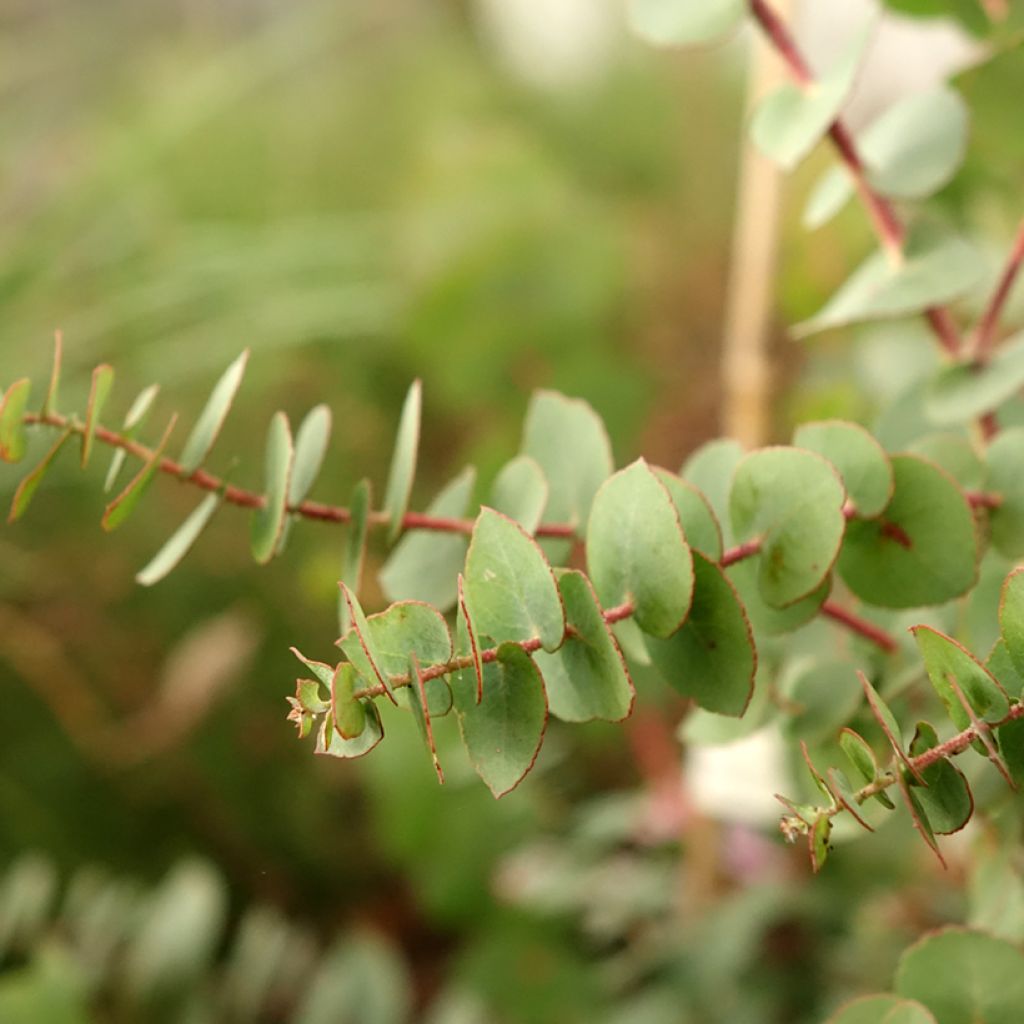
top-left (720, 537), bottom-right (763, 567)
top-left (972, 217), bottom-right (1024, 364)
top-left (748, 0), bottom-right (960, 355)
top-left (820, 600), bottom-right (898, 653)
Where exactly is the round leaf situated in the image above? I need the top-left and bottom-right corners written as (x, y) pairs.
top-left (643, 553), bottom-right (755, 717)
top-left (464, 508), bottom-right (565, 652)
top-left (363, 601), bottom-right (453, 678)
top-left (316, 705), bottom-right (384, 760)
top-left (907, 721), bottom-right (974, 835)
top-left (727, 559), bottom-right (831, 635)
top-left (533, 570), bottom-right (634, 724)
top-left (838, 454), bottom-right (978, 607)
top-left (895, 928), bottom-right (1024, 1024)
top-left (587, 458), bottom-right (694, 637)
top-left (653, 467), bottom-right (723, 560)
top-left (793, 420), bottom-right (894, 517)
top-left (927, 332), bottom-right (1024, 424)
top-left (489, 454), bottom-right (548, 536)
top-left (826, 995), bottom-right (937, 1024)
top-left (907, 433), bottom-right (984, 489)
top-left (451, 642), bottom-right (548, 798)
top-left (730, 446), bottom-right (846, 608)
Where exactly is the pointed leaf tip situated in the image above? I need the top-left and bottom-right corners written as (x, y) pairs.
top-left (178, 349), bottom-right (250, 475)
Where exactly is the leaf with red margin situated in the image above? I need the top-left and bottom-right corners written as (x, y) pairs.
top-left (859, 672), bottom-right (925, 783)
top-left (82, 364), bottom-right (115, 468)
top-left (943, 672), bottom-right (1016, 789)
top-left (101, 414), bottom-right (177, 532)
top-left (331, 662), bottom-right (367, 740)
top-left (8, 427), bottom-right (73, 523)
top-left (827, 767), bottom-right (876, 831)
top-left (336, 583), bottom-right (396, 705)
top-left (457, 574), bottom-right (484, 704)
top-left (906, 721), bottom-right (974, 834)
top-left (407, 652), bottom-right (443, 783)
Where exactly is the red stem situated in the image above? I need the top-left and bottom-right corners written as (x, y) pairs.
top-left (972, 217), bottom-right (1024, 364)
top-left (820, 601), bottom-right (898, 653)
top-left (748, 0), bottom-right (960, 355)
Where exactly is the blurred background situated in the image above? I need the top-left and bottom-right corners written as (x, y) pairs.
top-left (2, 1), bottom-right (1023, 1021)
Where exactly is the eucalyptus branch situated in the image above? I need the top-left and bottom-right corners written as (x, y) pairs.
top-left (349, 600), bottom-right (637, 701)
top-left (748, 0), bottom-right (961, 355)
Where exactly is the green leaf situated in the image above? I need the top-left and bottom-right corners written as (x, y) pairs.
top-left (795, 229), bottom-right (984, 338)
top-left (0, 379), bottom-right (31, 463)
top-left (456, 574), bottom-right (484, 704)
top-left (912, 625), bottom-right (1010, 729)
top-left (404, 653), bottom-right (443, 782)
top-left (839, 727), bottom-right (895, 809)
top-left (825, 995), bottom-right (937, 1024)
top-left (838, 454), bottom-right (978, 607)
top-left (489, 455), bottom-right (548, 536)
top-left (104, 384), bottom-right (160, 492)
top-left (653, 467), bottom-right (723, 560)
top-left (985, 638), bottom-right (1024, 700)
top-left (907, 721), bottom-right (974, 834)
top-left (999, 568), bottom-right (1024, 681)
top-left (805, 87), bottom-right (968, 228)
top-left (927, 332), bottom-right (1024, 425)
top-left (730, 446), bottom-right (846, 608)
top-left (533, 570), bottom-right (634, 723)
top-left (897, 772), bottom-right (946, 867)
top-left (681, 437), bottom-right (744, 545)
top-left (42, 331), bottom-right (62, 417)
top-left (520, 390), bottom-right (613, 533)
top-left (997, 715), bottom-right (1024, 789)
top-left (464, 508), bottom-right (565, 652)
top-left (587, 459), bottom-right (694, 637)
top-left (289, 403), bottom-right (332, 507)
top-left (8, 428), bottom-right (73, 524)
top-left (809, 813), bottom-right (833, 873)
top-left (451, 642), bottom-right (548, 798)
top-left (339, 479), bottom-right (371, 635)
top-left (860, 672), bottom-right (921, 782)
top-left (382, 379), bottom-right (421, 544)
top-left (136, 491), bottom-right (222, 587)
top-left (101, 415), bottom-right (178, 532)
top-left (363, 601), bottom-right (453, 678)
top-left (379, 467), bottom-right (476, 613)
top-left (780, 660), bottom-right (863, 744)
top-left (249, 412), bottom-right (293, 565)
top-left (644, 552), bottom-right (755, 716)
top-left (178, 349), bottom-right (249, 475)
top-left (625, 0), bottom-right (744, 47)
top-left (985, 428), bottom-right (1024, 558)
top-left (895, 927), bottom-right (1024, 1024)
top-left (726, 559), bottom-right (830, 635)
top-left (316, 705), bottom-right (384, 760)
top-left (336, 584), bottom-right (397, 704)
top-left (81, 365), bottom-right (115, 469)
top-left (751, 22), bottom-right (871, 170)
top-left (331, 663), bottom-right (366, 740)
top-left (792, 420), bottom-right (894, 517)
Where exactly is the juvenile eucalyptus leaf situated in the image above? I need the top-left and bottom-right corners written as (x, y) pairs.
top-left (587, 458), bottom-right (694, 637)
top-left (809, 813), bottom-right (833, 873)
top-left (533, 570), bottom-right (634, 724)
top-left (81, 365), bottom-right (114, 469)
top-left (927, 332), bottom-right (1024, 424)
top-left (456, 574), bottom-right (484, 704)
top-left (730, 447), bottom-right (846, 608)
top-left (727, 558), bottom-right (831, 636)
top-left (999, 568), bottom-right (1024, 681)
top-left (337, 584), bottom-right (396, 704)
top-left (997, 715), bottom-right (1024, 789)
top-left (331, 663), bottom-right (367, 740)
top-left (681, 438), bottom-right (743, 546)
top-left (751, 22), bottom-right (871, 170)
top-left (101, 415), bottom-right (178, 532)
top-left (464, 508), bottom-right (565, 653)
top-left (405, 653), bottom-right (443, 782)
top-left (912, 625), bottom-right (1010, 730)
top-left (839, 727), bottom-right (896, 809)
top-left (895, 927), bottom-right (1024, 1024)
top-left (339, 478), bottom-right (371, 635)
top-left (8, 427), bottom-right (73, 523)
top-left (451, 642), bottom-right (548, 798)
top-left (289, 404), bottom-right (332, 507)
top-left (985, 638), bottom-right (1024, 700)
top-left (626, 0), bottom-right (744, 46)
top-left (0, 379), bottom-right (31, 463)
top-left (792, 420), bottom-right (894, 517)
top-left (290, 648), bottom-right (334, 689)
top-left (520, 390), bottom-right (613, 533)
top-left (104, 384), bottom-right (160, 492)
top-left (249, 412), bottom-right (293, 565)
top-left (839, 455), bottom-right (978, 607)
top-left (907, 433), bottom-right (984, 490)
top-left (363, 600), bottom-right (452, 678)
top-left (317, 705), bottom-right (384, 760)
top-left (795, 229), bottom-right (983, 338)
top-left (644, 553), bottom-right (755, 716)
top-left (825, 995), bottom-right (937, 1024)
top-left (382, 379), bottom-right (421, 544)
top-left (860, 672), bottom-right (922, 782)
top-left (489, 454), bottom-right (548, 536)
top-left (178, 349), bottom-right (250, 475)
top-left (897, 773), bottom-right (946, 867)
top-left (379, 467), bottom-right (475, 613)
top-left (985, 428), bottom-right (1024, 558)
top-left (907, 721), bottom-right (974, 834)
top-left (136, 491), bottom-right (222, 587)
top-left (653, 467), bottom-right (723, 560)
